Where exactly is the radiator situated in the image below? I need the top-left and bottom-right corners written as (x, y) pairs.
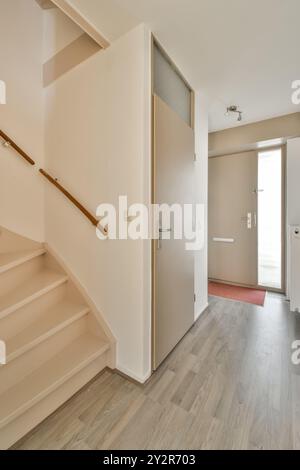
top-left (289, 225), bottom-right (300, 312)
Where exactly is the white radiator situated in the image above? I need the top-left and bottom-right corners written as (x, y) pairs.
top-left (289, 225), bottom-right (300, 312)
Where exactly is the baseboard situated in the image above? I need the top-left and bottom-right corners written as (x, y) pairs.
top-left (116, 364), bottom-right (151, 385)
top-left (117, 301), bottom-right (210, 383)
top-left (195, 302), bottom-right (209, 321)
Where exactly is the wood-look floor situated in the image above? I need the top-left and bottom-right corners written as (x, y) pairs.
top-left (14, 293), bottom-right (300, 450)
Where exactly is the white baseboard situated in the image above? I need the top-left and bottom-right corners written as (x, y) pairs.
top-left (195, 302), bottom-right (209, 321)
top-left (116, 364), bottom-right (151, 384)
top-left (117, 301), bottom-right (210, 383)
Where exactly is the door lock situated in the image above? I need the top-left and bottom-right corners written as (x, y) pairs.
top-left (241, 213), bottom-right (252, 229)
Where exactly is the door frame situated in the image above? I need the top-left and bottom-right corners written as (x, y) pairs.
top-left (256, 144), bottom-right (286, 294)
top-left (151, 35), bottom-right (195, 372)
top-left (209, 144), bottom-right (286, 294)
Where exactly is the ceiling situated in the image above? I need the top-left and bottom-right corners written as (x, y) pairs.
top-left (69, 0), bottom-right (300, 132)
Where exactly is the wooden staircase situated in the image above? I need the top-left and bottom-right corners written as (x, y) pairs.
top-left (0, 226), bottom-right (115, 449)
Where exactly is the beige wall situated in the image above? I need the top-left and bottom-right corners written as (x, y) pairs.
top-left (0, 0), bottom-right (45, 241)
top-left (44, 24), bottom-right (152, 382)
top-left (209, 112), bottom-right (300, 157)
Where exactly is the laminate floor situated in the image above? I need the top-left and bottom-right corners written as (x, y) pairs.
top-left (14, 293), bottom-right (300, 450)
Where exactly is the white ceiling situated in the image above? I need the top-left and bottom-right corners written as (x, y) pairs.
top-left (70, 0), bottom-right (300, 132)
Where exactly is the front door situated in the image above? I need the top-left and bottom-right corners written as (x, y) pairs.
top-left (208, 152), bottom-right (258, 286)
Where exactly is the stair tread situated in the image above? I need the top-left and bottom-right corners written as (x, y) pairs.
top-left (0, 333), bottom-right (109, 428)
top-left (0, 248), bottom-right (46, 274)
top-left (4, 300), bottom-right (90, 361)
top-left (0, 269), bottom-right (68, 317)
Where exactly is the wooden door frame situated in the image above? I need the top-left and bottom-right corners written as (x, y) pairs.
top-left (151, 35), bottom-right (195, 372)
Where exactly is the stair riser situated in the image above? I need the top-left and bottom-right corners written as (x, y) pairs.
top-left (0, 353), bottom-right (109, 449)
top-left (0, 316), bottom-right (88, 394)
top-left (0, 256), bottom-right (45, 296)
top-left (0, 284), bottom-right (67, 339)
top-left (0, 227), bottom-right (42, 255)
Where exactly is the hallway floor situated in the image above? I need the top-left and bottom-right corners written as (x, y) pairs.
top-left (14, 294), bottom-right (300, 450)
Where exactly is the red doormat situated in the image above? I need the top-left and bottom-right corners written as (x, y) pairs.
top-left (208, 281), bottom-right (266, 306)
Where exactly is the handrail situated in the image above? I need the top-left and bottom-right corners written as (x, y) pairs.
top-left (0, 128), bottom-right (106, 234)
top-left (0, 129), bottom-right (35, 165)
top-left (39, 169), bottom-right (108, 235)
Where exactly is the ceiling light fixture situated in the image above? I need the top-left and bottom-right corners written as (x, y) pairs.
top-left (225, 105), bottom-right (243, 122)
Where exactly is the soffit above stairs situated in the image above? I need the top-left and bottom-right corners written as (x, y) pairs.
top-left (35, 0), bottom-right (56, 9)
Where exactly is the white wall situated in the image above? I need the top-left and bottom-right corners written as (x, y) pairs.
top-left (44, 24), bottom-right (152, 382)
top-left (194, 92), bottom-right (209, 319)
top-left (0, 0), bottom-right (45, 241)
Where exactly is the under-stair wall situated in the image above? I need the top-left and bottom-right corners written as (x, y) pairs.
top-left (1, 1), bottom-right (152, 384)
top-left (44, 23), bottom-right (152, 383)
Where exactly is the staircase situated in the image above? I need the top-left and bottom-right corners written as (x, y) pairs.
top-left (0, 226), bottom-right (115, 449)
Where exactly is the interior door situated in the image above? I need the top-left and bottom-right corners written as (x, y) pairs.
top-left (208, 151), bottom-right (257, 286)
top-left (153, 95), bottom-right (195, 370)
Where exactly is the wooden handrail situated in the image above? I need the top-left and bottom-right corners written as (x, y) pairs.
top-left (0, 129), bottom-right (35, 165)
top-left (0, 129), bottom-right (106, 234)
top-left (39, 169), bottom-right (107, 235)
